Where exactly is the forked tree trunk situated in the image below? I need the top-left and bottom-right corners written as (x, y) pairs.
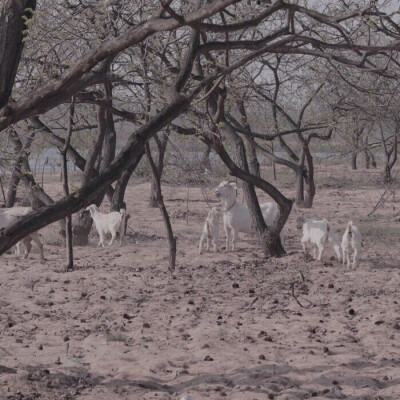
top-left (72, 104), bottom-right (108, 245)
top-left (148, 132), bottom-right (168, 208)
top-left (224, 122), bottom-right (287, 257)
top-left (145, 142), bottom-right (176, 271)
top-left (111, 151), bottom-right (145, 211)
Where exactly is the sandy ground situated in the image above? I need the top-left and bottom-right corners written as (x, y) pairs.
top-left (0, 166), bottom-right (399, 400)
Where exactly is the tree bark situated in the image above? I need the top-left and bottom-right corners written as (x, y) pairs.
top-left (72, 105), bottom-right (107, 245)
top-left (237, 100), bottom-right (260, 177)
top-left (303, 145), bottom-right (315, 208)
top-left (370, 151), bottom-right (377, 168)
top-left (201, 144), bottom-right (212, 170)
top-left (61, 98), bottom-right (75, 271)
top-left (221, 121), bottom-right (288, 257)
top-left (365, 150), bottom-right (370, 169)
top-left (295, 151), bottom-right (305, 206)
top-left (145, 142), bottom-right (176, 271)
top-left (101, 82), bottom-right (117, 202)
top-left (0, 0), bottom-right (36, 108)
top-left (111, 151), bottom-right (145, 211)
top-left (148, 133), bottom-right (168, 208)
top-left (351, 152), bottom-right (357, 170)
top-left (6, 128), bottom-right (24, 207)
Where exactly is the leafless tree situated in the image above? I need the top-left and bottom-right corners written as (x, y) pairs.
top-left (2, 0), bottom-right (400, 258)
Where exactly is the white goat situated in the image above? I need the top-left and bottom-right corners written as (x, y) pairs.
top-left (199, 207), bottom-right (222, 254)
top-left (0, 207), bottom-right (44, 261)
top-left (296, 216), bottom-right (341, 262)
top-left (86, 204), bottom-right (126, 247)
top-left (341, 221), bottom-right (362, 268)
top-left (215, 180), bottom-right (285, 251)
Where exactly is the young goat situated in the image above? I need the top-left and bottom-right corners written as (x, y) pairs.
top-left (297, 216), bottom-right (341, 262)
top-left (86, 204), bottom-right (127, 247)
top-left (215, 180), bottom-right (285, 251)
top-left (341, 221), bottom-right (362, 268)
top-left (0, 207), bottom-right (44, 261)
top-left (199, 207), bottom-right (222, 254)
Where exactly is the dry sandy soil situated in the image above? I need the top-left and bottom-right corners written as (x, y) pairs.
top-left (0, 165), bottom-right (399, 400)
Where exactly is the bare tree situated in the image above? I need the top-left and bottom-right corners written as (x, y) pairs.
top-left (2, 0), bottom-right (400, 256)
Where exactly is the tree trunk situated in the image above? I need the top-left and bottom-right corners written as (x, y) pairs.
top-left (0, 0), bottom-right (36, 108)
top-left (237, 99), bottom-right (260, 177)
top-left (365, 150), bottom-right (370, 169)
top-left (201, 144), bottom-right (212, 170)
top-left (351, 152), bottom-right (357, 170)
top-left (72, 212), bottom-right (93, 246)
top-left (370, 151), bottom-right (377, 168)
top-left (101, 82), bottom-right (117, 202)
top-left (145, 142), bottom-right (176, 271)
top-left (148, 177), bottom-right (158, 208)
top-left (384, 163), bottom-right (392, 184)
top-left (303, 145), bottom-right (315, 208)
top-left (148, 132), bottom-right (168, 208)
top-left (225, 123), bottom-right (287, 256)
top-left (210, 129), bottom-right (292, 257)
top-left (295, 170), bottom-right (305, 206)
top-left (111, 150), bottom-right (145, 211)
top-left (295, 152), bottom-right (305, 206)
top-left (6, 130), bottom-right (23, 207)
top-left (61, 98), bottom-right (75, 271)
top-left (72, 104), bottom-right (107, 245)
top-left (6, 127), bottom-right (37, 207)
top-left (245, 136), bottom-right (260, 177)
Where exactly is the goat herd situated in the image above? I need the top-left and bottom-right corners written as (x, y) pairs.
top-left (199, 180), bottom-right (362, 269)
top-left (0, 180), bottom-right (361, 268)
